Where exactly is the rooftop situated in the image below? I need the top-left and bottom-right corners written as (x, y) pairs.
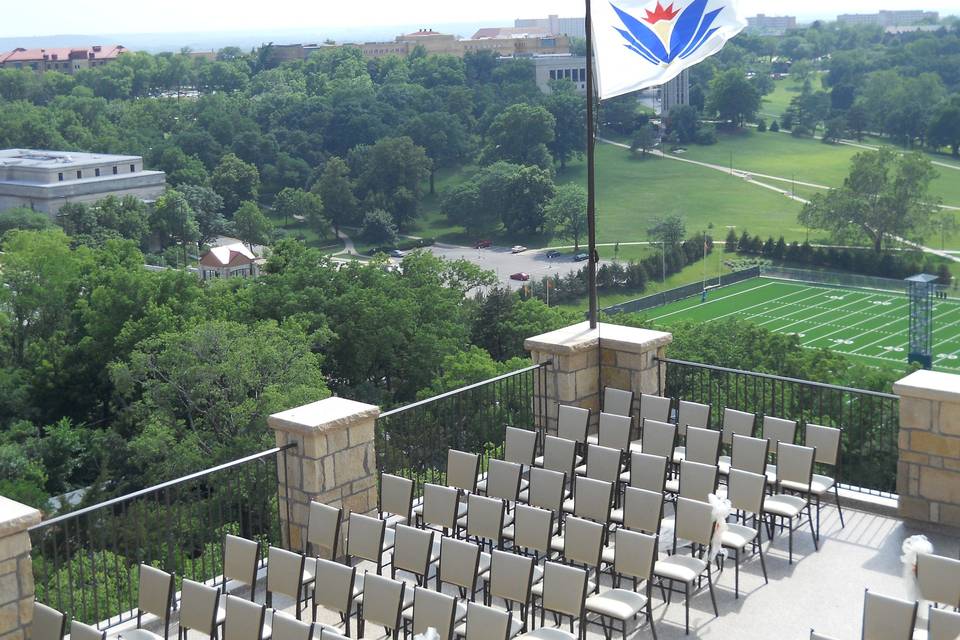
top-left (0, 45), bottom-right (125, 63)
top-left (200, 243), bottom-right (259, 268)
top-left (0, 149), bottom-right (141, 170)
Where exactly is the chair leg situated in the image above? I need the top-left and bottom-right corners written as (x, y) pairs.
top-left (734, 547), bottom-right (740, 599)
top-left (788, 518), bottom-right (794, 565)
top-left (758, 537), bottom-right (769, 584)
top-left (684, 582), bottom-right (690, 635)
top-left (648, 599), bottom-right (658, 640)
top-left (706, 565), bottom-right (719, 617)
top-left (807, 504), bottom-right (819, 551)
top-left (834, 484), bottom-right (845, 528)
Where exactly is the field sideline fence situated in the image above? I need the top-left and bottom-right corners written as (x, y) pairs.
top-left (759, 266), bottom-right (914, 294)
top-left (601, 266), bottom-right (761, 315)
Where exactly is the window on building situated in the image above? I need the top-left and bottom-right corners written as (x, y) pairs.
top-left (58, 172), bottom-right (64, 182)
top-left (112, 166), bottom-right (118, 175)
top-left (130, 164), bottom-right (136, 173)
top-left (550, 70), bottom-right (556, 80)
top-left (76, 170), bottom-right (82, 179)
top-left (95, 168), bottom-right (101, 177)
top-left (580, 68), bottom-right (586, 82)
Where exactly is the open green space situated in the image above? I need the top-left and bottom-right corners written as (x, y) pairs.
top-left (640, 276), bottom-right (960, 373)
top-left (761, 74), bottom-right (823, 120)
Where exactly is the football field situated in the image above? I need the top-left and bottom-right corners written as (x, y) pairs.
top-left (642, 277), bottom-right (960, 373)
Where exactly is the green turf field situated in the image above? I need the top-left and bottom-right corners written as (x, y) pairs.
top-left (643, 277), bottom-right (960, 373)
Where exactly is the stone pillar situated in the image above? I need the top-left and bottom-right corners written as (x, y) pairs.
top-left (0, 497), bottom-right (42, 640)
top-left (268, 397), bottom-right (380, 553)
top-left (893, 370), bottom-right (960, 527)
top-left (525, 322), bottom-right (672, 435)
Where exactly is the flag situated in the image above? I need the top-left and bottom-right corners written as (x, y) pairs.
top-left (593, 0), bottom-right (747, 100)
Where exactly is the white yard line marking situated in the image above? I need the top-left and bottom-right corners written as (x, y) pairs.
top-left (800, 295), bottom-right (915, 346)
top-left (767, 292), bottom-right (877, 333)
top-left (646, 281), bottom-right (780, 321)
top-left (702, 285), bottom-right (820, 323)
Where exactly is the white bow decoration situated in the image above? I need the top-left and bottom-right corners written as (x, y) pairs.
top-left (900, 534), bottom-right (933, 602)
top-left (414, 628), bottom-right (440, 640)
top-left (708, 493), bottom-right (733, 560)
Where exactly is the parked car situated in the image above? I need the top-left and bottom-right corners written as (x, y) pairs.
top-left (574, 252), bottom-right (590, 262)
top-left (510, 272), bottom-right (531, 281)
top-left (475, 239), bottom-right (492, 249)
top-left (545, 249), bottom-right (562, 259)
top-left (511, 245), bottom-right (528, 254)
top-left (388, 249), bottom-right (406, 258)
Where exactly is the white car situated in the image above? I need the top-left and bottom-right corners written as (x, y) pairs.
top-left (511, 245), bottom-right (528, 254)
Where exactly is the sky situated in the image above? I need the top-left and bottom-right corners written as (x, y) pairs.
top-left (1, 0), bottom-right (956, 39)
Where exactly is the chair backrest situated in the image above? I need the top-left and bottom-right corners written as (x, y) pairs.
top-left (622, 487), bottom-right (664, 535)
top-left (640, 419), bottom-right (677, 459)
top-left (421, 483), bottom-right (460, 532)
top-left (393, 524), bottom-right (435, 579)
top-left (806, 423), bottom-right (842, 467)
top-left (307, 502), bottom-right (343, 560)
top-left (439, 536), bottom-right (480, 592)
top-left (69, 622), bottom-right (105, 640)
top-left (678, 460), bottom-right (718, 503)
top-left (313, 558), bottom-right (356, 616)
top-left (917, 552), bottom-right (960, 609)
top-left (613, 529), bottom-right (658, 582)
top-left (604, 387), bottom-right (634, 418)
top-left (180, 579), bottom-right (221, 637)
top-left (928, 607), bottom-right (960, 640)
top-left (562, 516), bottom-right (605, 569)
top-left (504, 427), bottom-right (537, 467)
top-left (447, 449), bottom-right (480, 493)
top-left (585, 443), bottom-right (622, 484)
top-left (542, 436), bottom-right (577, 478)
top-left (861, 589), bottom-right (917, 640)
top-left (722, 409), bottom-right (756, 444)
top-left (572, 476), bottom-right (613, 524)
top-left (360, 574), bottom-right (406, 634)
top-left (731, 435), bottom-right (770, 475)
top-left (465, 602), bottom-right (513, 640)
top-left (347, 513), bottom-right (386, 564)
top-left (32, 602), bottom-right (66, 640)
top-left (224, 595), bottom-right (266, 640)
top-left (684, 426), bottom-right (721, 465)
top-left (512, 504), bottom-right (554, 556)
top-left (726, 469), bottom-right (767, 516)
top-left (639, 394), bottom-right (671, 423)
top-left (629, 452), bottom-right (668, 493)
top-left (674, 497), bottom-right (715, 548)
top-left (379, 474), bottom-right (414, 525)
top-left (272, 612), bottom-right (314, 640)
top-left (138, 564), bottom-right (174, 625)
top-left (598, 412), bottom-right (632, 452)
top-left (527, 467), bottom-right (566, 513)
top-left (677, 400), bottom-right (711, 436)
top-left (558, 405), bottom-right (591, 443)
top-left (267, 546), bottom-right (305, 601)
top-left (763, 416), bottom-right (797, 457)
top-left (224, 534), bottom-right (260, 593)
top-left (488, 549), bottom-right (535, 606)
top-left (541, 561), bottom-right (588, 619)
top-left (466, 493), bottom-right (505, 545)
top-left (319, 628), bottom-right (351, 640)
top-left (412, 587), bottom-right (459, 640)
top-left (776, 443), bottom-right (815, 490)
top-left (485, 459), bottom-right (522, 503)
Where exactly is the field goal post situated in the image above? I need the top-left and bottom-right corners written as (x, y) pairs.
top-left (906, 273), bottom-right (938, 370)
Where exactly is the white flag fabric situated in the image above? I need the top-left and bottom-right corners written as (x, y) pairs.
top-left (593, 0), bottom-right (747, 100)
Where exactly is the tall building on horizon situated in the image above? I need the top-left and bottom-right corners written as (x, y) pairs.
top-left (515, 15), bottom-right (586, 39)
top-left (745, 14), bottom-right (798, 36)
top-left (837, 10), bottom-right (939, 27)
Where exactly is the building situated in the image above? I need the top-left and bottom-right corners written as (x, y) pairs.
top-left (0, 45), bottom-right (125, 74)
top-left (515, 14), bottom-right (586, 39)
top-left (745, 14), bottom-right (797, 36)
top-left (661, 69), bottom-right (690, 114)
top-left (198, 243), bottom-right (263, 280)
top-left (837, 10), bottom-right (939, 27)
top-left (532, 54), bottom-right (587, 94)
top-left (0, 149), bottom-right (166, 216)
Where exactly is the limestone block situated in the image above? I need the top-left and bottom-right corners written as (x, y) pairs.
top-left (899, 397), bottom-right (933, 430)
top-left (334, 446), bottom-right (370, 487)
top-left (0, 602), bottom-right (17, 635)
top-left (898, 495), bottom-right (930, 521)
top-left (919, 466), bottom-right (960, 503)
top-left (939, 402), bottom-right (960, 437)
top-left (575, 368), bottom-right (599, 399)
top-left (910, 432), bottom-right (960, 459)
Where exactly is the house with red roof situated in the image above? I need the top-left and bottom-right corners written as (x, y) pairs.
top-left (0, 45), bottom-right (126, 74)
top-left (198, 243), bottom-right (264, 280)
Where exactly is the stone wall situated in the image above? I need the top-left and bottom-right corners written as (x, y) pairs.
top-left (0, 497), bottom-right (42, 640)
top-left (525, 322), bottom-right (672, 435)
top-left (268, 397), bottom-right (380, 554)
top-left (894, 370), bottom-right (960, 527)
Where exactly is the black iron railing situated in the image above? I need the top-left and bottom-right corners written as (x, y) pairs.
top-left (376, 362), bottom-right (551, 496)
top-left (29, 444), bottom-right (295, 628)
top-left (657, 357), bottom-right (899, 496)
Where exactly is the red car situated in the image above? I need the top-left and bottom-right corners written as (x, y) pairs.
top-left (510, 272), bottom-right (530, 281)
top-left (474, 239), bottom-right (492, 249)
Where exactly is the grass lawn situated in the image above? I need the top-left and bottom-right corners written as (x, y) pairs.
top-left (761, 75), bottom-right (823, 121)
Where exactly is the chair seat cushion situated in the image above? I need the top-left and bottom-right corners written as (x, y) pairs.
top-left (561, 498), bottom-right (575, 514)
top-left (765, 464), bottom-right (778, 485)
top-left (602, 545), bottom-right (615, 565)
top-left (610, 507), bottom-right (624, 524)
top-left (383, 527), bottom-right (396, 551)
top-left (519, 628), bottom-right (577, 640)
top-left (303, 557), bottom-right (317, 584)
top-left (479, 551), bottom-right (491, 576)
top-left (722, 523), bottom-right (759, 550)
top-left (717, 455), bottom-right (731, 476)
top-left (664, 479), bottom-right (679, 494)
top-left (764, 494), bottom-right (807, 518)
top-left (121, 630), bottom-right (167, 640)
top-left (654, 555), bottom-right (707, 583)
top-left (780, 475), bottom-right (835, 495)
top-left (549, 534), bottom-right (564, 553)
top-left (585, 589), bottom-right (648, 620)
top-left (573, 464), bottom-right (587, 476)
top-left (672, 446), bottom-right (687, 464)
top-left (628, 441), bottom-right (643, 454)
top-left (618, 470), bottom-right (631, 484)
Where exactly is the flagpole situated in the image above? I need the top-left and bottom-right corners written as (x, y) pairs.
top-left (585, 0), bottom-right (599, 330)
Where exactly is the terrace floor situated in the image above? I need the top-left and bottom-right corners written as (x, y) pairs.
top-left (247, 504), bottom-right (958, 640)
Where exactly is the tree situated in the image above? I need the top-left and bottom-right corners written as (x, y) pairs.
top-left (211, 153), bottom-right (260, 216)
top-left (0, 208), bottom-right (52, 236)
top-left (666, 105), bottom-right (700, 144)
top-left (705, 69), bottom-right (760, 127)
top-left (178, 185), bottom-right (228, 250)
top-left (545, 184), bottom-right (588, 250)
top-left (355, 136), bottom-right (431, 231)
top-left (315, 156), bottom-right (357, 237)
top-left (756, 118), bottom-right (767, 133)
top-left (648, 216), bottom-right (687, 246)
top-left (470, 290), bottom-right (578, 361)
top-left (481, 103), bottom-right (556, 169)
top-left (770, 119), bottom-right (780, 132)
top-left (630, 125), bottom-right (657, 158)
top-left (543, 82), bottom-right (586, 171)
top-left (360, 209), bottom-right (399, 246)
top-left (822, 116), bottom-right (847, 144)
top-left (151, 190), bottom-right (200, 265)
top-left (928, 99), bottom-right (960, 157)
top-left (799, 149), bottom-right (941, 253)
top-left (402, 111), bottom-right (474, 194)
top-left (724, 228), bottom-right (738, 252)
top-left (233, 201), bottom-right (272, 249)
top-left (274, 188), bottom-right (326, 237)
top-left (500, 165), bottom-right (557, 234)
